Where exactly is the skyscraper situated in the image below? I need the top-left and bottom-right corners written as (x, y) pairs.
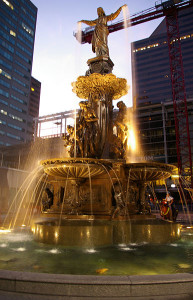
top-left (0, 0), bottom-right (39, 146)
top-left (131, 6), bottom-right (193, 167)
top-left (132, 6), bottom-right (193, 107)
top-left (29, 76), bottom-right (41, 119)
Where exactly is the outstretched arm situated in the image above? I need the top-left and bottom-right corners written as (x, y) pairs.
top-left (107, 4), bottom-right (127, 22)
top-left (78, 19), bottom-right (97, 26)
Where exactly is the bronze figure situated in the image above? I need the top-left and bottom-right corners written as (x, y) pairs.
top-left (79, 5), bottom-right (127, 57)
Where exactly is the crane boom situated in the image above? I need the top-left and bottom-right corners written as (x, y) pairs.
top-left (74, 0), bottom-right (193, 44)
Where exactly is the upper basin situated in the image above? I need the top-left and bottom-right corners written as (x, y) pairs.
top-left (41, 158), bottom-right (113, 179)
top-left (125, 161), bottom-right (177, 182)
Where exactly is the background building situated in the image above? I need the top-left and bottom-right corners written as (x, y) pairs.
top-left (135, 99), bottom-right (193, 164)
top-left (132, 6), bottom-right (193, 107)
top-left (29, 76), bottom-right (41, 136)
top-left (29, 76), bottom-right (41, 119)
top-left (131, 6), bottom-right (193, 169)
top-left (0, 0), bottom-right (40, 146)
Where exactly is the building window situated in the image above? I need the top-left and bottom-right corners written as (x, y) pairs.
top-left (0, 68), bottom-right (11, 79)
top-left (15, 60), bottom-right (30, 73)
top-left (0, 48), bottom-right (13, 61)
top-left (0, 59), bottom-right (12, 70)
top-left (17, 42), bottom-right (32, 56)
top-left (7, 132), bottom-right (23, 140)
top-left (21, 6), bottom-right (36, 21)
top-left (0, 38), bottom-right (14, 53)
top-left (18, 35), bottom-right (33, 49)
top-left (0, 29), bottom-right (15, 45)
top-left (0, 78), bottom-right (10, 88)
top-left (12, 85), bottom-right (28, 97)
top-left (9, 113), bottom-right (25, 123)
top-left (19, 28), bottom-right (33, 43)
top-left (0, 130), bottom-right (5, 136)
top-left (0, 88), bottom-right (9, 98)
top-left (14, 68), bottom-right (30, 80)
top-left (13, 76), bottom-right (29, 88)
top-left (0, 109), bottom-right (7, 115)
top-left (0, 11), bottom-right (17, 29)
top-left (10, 103), bottom-right (26, 113)
top-left (21, 22), bottom-right (34, 36)
top-left (0, 99), bottom-right (8, 106)
top-left (0, 22), bottom-right (11, 34)
top-left (11, 94), bottom-right (27, 105)
top-left (10, 30), bottom-right (16, 37)
top-left (8, 123), bottom-right (22, 131)
top-left (11, 0), bottom-right (19, 7)
top-left (21, 14), bottom-right (35, 30)
top-left (1, 3), bottom-right (17, 21)
top-left (0, 119), bottom-right (6, 125)
top-left (16, 51), bottom-right (31, 65)
top-left (21, 0), bottom-right (37, 17)
top-left (2, 0), bottom-right (14, 10)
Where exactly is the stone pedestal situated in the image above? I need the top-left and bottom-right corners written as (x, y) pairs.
top-left (86, 55), bottom-right (114, 75)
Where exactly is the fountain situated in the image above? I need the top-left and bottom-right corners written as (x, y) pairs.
top-left (33, 4), bottom-right (180, 246)
top-left (0, 4), bottom-right (193, 299)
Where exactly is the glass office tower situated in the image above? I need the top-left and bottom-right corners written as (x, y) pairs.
top-left (131, 6), bottom-right (193, 164)
top-left (0, 0), bottom-right (38, 146)
top-left (132, 6), bottom-right (193, 107)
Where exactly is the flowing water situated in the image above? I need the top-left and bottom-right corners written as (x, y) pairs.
top-left (1, 6), bottom-right (193, 279)
top-left (0, 226), bottom-right (192, 276)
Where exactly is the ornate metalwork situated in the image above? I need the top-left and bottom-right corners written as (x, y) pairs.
top-left (41, 158), bottom-right (112, 179)
top-left (72, 73), bottom-right (128, 101)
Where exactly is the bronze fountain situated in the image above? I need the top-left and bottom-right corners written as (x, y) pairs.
top-left (35, 5), bottom-right (180, 246)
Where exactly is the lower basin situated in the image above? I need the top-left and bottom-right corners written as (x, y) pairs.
top-left (32, 218), bottom-right (181, 246)
top-left (0, 223), bottom-right (192, 276)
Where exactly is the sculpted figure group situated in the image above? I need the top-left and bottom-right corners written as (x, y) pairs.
top-left (64, 100), bottom-right (101, 158)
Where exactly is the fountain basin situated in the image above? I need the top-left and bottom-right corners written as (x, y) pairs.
top-left (41, 159), bottom-right (176, 181)
top-left (32, 219), bottom-right (181, 246)
top-left (0, 225), bottom-right (192, 299)
top-left (125, 161), bottom-right (177, 182)
top-left (0, 271), bottom-right (193, 299)
top-left (41, 158), bottom-right (114, 179)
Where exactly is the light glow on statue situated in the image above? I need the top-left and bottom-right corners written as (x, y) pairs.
top-left (126, 125), bottom-right (136, 152)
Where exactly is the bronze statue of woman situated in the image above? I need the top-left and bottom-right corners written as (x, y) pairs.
top-left (79, 5), bottom-right (127, 57)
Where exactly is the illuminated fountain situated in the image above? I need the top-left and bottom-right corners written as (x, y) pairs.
top-left (0, 6), bottom-right (193, 296)
top-left (32, 4), bottom-right (181, 246)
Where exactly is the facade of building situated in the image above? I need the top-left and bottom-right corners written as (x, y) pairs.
top-left (0, 0), bottom-right (39, 146)
top-left (134, 99), bottom-right (193, 165)
top-left (29, 76), bottom-right (41, 119)
top-left (132, 6), bottom-right (193, 107)
top-left (29, 76), bottom-right (41, 136)
top-left (131, 6), bottom-right (193, 171)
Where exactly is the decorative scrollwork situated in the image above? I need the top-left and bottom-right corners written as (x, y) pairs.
top-left (72, 73), bottom-right (129, 101)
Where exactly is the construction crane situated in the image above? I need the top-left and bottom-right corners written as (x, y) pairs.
top-left (74, 0), bottom-right (193, 187)
top-left (74, 0), bottom-right (192, 44)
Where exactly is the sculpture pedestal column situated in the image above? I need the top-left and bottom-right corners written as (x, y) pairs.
top-left (51, 182), bottom-right (61, 209)
top-left (86, 55), bottom-right (114, 75)
top-left (138, 182), bottom-right (146, 214)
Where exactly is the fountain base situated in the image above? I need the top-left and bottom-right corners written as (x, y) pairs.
top-left (31, 218), bottom-right (181, 246)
